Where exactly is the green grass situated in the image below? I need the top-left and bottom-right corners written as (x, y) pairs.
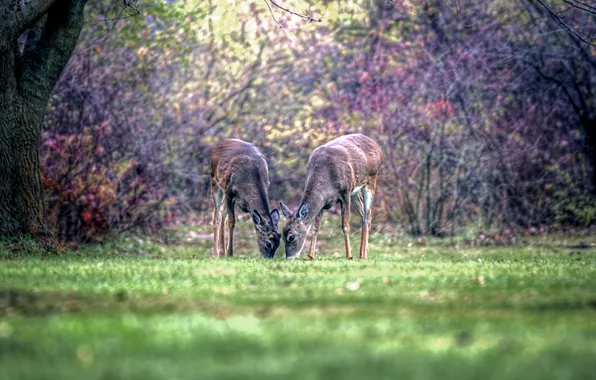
top-left (1, 221), bottom-right (595, 380)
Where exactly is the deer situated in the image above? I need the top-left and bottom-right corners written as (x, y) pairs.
top-left (210, 139), bottom-right (280, 258)
top-left (280, 133), bottom-right (382, 260)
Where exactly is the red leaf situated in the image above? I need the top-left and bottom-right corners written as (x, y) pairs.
top-left (81, 210), bottom-right (93, 225)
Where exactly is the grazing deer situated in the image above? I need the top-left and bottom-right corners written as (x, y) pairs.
top-left (280, 134), bottom-right (382, 260)
top-left (210, 139), bottom-right (280, 258)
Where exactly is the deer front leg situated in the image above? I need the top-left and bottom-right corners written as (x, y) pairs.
top-left (341, 195), bottom-right (352, 260)
top-left (361, 185), bottom-right (375, 260)
top-left (308, 211), bottom-right (323, 260)
top-left (351, 191), bottom-right (367, 260)
top-left (211, 182), bottom-right (225, 258)
top-left (225, 195), bottom-right (236, 257)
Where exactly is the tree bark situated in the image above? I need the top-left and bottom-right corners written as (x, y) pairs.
top-left (0, 0), bottom-right (87, 237)
top-left (583, 121), bottom-right (596, 192)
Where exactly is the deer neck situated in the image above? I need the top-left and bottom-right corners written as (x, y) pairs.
top-left (245, 182), bottom-right (272, 223)
top-left (299, 190), bottom-right (331, 224)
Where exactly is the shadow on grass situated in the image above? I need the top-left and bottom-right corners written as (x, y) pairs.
top-left (0, 288), bottom-right (228, 318)
top-left (3, 286), bottom-right (596, 324)
top-left (525, 300), bottom-right (596, 312)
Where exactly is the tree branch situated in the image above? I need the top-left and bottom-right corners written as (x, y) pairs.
top-left (0, 0), bottom-right (58, 44)
top-left (15, 0), bottom-right (59, 35)
top-left (531, 0), bottom-right (596, 47)
top-left (266, 0), bottom-right (322, 24)
top-left (562, 0), bottom-right (596, 16)
top-left (18, 0), bottom-right (88, 105)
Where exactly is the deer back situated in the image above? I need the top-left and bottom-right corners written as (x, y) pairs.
top-left (304, 134), bottom-right (382, 196)
top-left (211, 139), bottom-right (271, 213)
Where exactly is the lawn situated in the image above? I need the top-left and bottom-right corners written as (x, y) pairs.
top-left (1, 220), bottom-right (595, 380)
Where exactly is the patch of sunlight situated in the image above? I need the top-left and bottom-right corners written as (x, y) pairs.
top-left (146, 313), bottom-right (265, 344)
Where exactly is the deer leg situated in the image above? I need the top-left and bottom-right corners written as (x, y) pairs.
top-left (351, 191), bottom-right (366, 259)
top-left (341, 195), bottom-right (352, 260)
top-left (211, 181), bottom-right (225, 258)
top-left (361, 185), bottom-right (375, 260)
top-left (308, 211), bottom-right (323, 260)
top-left (219, 203), bottom-right (226, 255)
top-left (226, 195), bottom-right (235, 257)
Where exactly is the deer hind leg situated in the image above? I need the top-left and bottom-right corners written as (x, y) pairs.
top-left (341, 194), bottom-right (352, 260)
top-left (351, 191), bottom-right (367, 260)
top-left (211, 181), bottom-right (225, 258)
top-left (361, 184), bottom-right (375, 260)
top-left (308, 211), bottom-right (323, 260)
top-left (219, 203), bottom-right (226, 255)
top-left (225, 194), bottom-right (235, 257)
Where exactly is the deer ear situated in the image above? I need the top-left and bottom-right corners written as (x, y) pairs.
top-left (298, 203), bottom-right (309, 221)
top-left (270, 209), bottom-right (280, 226)
top-left (280, 202), bottom-right (292, 218)
top-left (252, 210), bottom-right (263, 227)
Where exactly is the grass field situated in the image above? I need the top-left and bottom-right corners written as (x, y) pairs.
top-left (1, 220), bottom-right (596, 380)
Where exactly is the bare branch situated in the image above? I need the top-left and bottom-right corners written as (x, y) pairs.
top-left (532, 0), bottom-right (596, 47)
top-left (266, 0), bottom-right (322, 23)
top-left (562, 0), bottom-right (596, 15)
top-left (97, 0), bottom-right (141, 21)
top-left (120, 0), bottom-right (141, 18)
top-left (263, 0), bottom-right (283, 28)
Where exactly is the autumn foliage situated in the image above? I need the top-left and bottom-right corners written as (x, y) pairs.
top-left (39, 0), bottom-right (596, 241)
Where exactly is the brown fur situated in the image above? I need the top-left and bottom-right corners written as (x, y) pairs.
top-left (210, 139), bottom-right (280, 258)
top-left (281, 134), bottom-right (382, 260)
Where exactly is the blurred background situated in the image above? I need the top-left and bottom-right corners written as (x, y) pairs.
top-left (40, 0), bottom-right (596, 242)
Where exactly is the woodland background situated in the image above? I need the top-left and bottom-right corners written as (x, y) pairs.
top-left (40, 0), bottom-right (596, 242)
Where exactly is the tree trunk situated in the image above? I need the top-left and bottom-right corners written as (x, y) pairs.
top-left (584, 122), bottom-right (596, 193)
top-left (0, 85), bottom-right (47, 236)
top-left (0, 0), bottom-right (87, 237)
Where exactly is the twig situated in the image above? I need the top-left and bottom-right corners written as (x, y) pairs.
top-left (263, 0), bottom-right (283, 28)
top-left (267, 0), bottom-right (322, 23)
top-left (533, 0), bottom-right (596, 47)
top-left (562, 0), bottom-right (596, 15)
top-left (99, 0), bottom-right (142, 21)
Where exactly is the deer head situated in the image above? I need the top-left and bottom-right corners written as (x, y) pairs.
top-left (279, 202), bottom-right (311, 259)
top-left (252, 209), bottom-right (281, 258)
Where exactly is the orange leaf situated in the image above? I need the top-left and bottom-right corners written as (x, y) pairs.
top-left (81, 210), bottom-right (92, 225)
